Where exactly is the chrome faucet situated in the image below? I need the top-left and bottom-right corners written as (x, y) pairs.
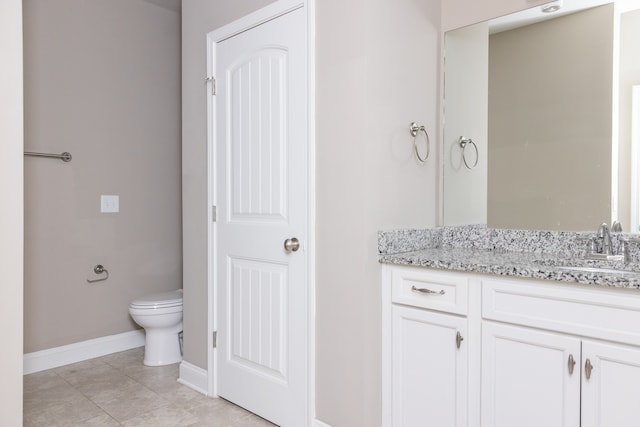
top-left (585, 222), bottom-right (626, 261)
top-left (596, 222), bottom-right (612, 255)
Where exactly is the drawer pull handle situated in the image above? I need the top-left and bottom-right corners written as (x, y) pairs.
top-left (456, 331), bottom-right (464, 349)
top-left (568, 354), bottom-right (576, 375)
top-left (585, 358), bottom-right (593, 380)
top-left (411, 285), bottom-right (445, 295)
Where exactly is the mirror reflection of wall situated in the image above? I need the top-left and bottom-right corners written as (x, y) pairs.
top-left (620, 8), bottom-right (640, 232)
top-left (443, 1), bottom-right (640, 232)
top-left (443, 22), bottom-right (488, 226)
top-left (488, 4), bottom-right (613, 231)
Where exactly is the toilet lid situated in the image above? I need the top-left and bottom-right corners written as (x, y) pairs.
top-left (130, 289), bottom-right (183, 309)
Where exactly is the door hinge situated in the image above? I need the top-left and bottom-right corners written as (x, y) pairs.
top-left (212, 331), bottom-right (217, 349)
top-left (211, 205), bottom-right (217, 222)
top-left (205, 76), bottom-right (216, 95)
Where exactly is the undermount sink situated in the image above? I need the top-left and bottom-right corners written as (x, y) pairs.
top-left (532, 259), bottom-right (640, 275)
top-left (554, 266), bottom-right (638, 275)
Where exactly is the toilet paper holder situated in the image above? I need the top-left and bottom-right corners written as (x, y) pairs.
top-left (87, 264), bottom-right (109, 283)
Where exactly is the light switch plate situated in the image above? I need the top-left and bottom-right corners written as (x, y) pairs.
top-left (101, 195), bottom-right (119, 213)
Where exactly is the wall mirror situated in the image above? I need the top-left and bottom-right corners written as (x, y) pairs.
top-left (442, 0), bottom-right (640, 232)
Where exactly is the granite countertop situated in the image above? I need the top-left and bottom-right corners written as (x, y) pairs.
top-left (378, 226), bottom-right (640, 289)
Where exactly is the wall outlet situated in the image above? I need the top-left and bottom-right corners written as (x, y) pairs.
top-left (101, 195), bottom-right (119, 213)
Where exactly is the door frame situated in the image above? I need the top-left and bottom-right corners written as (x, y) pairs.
top-left (205, 0), bottom-right (316, 424)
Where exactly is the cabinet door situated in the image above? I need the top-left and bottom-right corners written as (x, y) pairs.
top-left (392, 305), bottom-right (467, 427)
top-left (481, 322), bottom-right (581, 427)
top-left (582, 340), bottom-right (640, 427)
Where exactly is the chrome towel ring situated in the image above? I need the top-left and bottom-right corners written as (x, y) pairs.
top-left (87, 264), bottom-right (109, 283)
top-left (458, 136), bottom-right (478, 169)
top-left (409, 122), bottom-right (430, 163)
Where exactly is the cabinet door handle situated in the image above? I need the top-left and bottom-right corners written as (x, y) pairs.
top-left (585, 358), bottom-right (593, 380)
top-left (411, 285), bottom-right (445, 295)
top-left (568, 354), bottom-right (576, 375)
top-left (456, 331), bottom-right (464, 349)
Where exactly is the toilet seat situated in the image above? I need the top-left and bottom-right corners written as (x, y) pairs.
top-left (130, 289), bottom-right (183, 310)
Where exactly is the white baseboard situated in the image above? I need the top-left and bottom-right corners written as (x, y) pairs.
top-left (178, 360), bottom-right (209, 395)
top-left (312, 420), bottom-right (332, 427)
top-left (23, 330), bottom-right (145, 375)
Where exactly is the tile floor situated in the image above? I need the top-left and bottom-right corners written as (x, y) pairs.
top-left (23, 347), bottom-right (277, 427)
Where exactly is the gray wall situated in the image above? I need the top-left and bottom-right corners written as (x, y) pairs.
top-left (315, 2), bottom-right (439, 425)
top-left (0, 0), bottom-right (24, 423)
top-left (23, 0), bottom-right (182, 353)
top-left (181, 0), bottom-right (277, 372)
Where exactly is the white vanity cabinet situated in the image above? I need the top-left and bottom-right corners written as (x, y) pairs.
top-left (481, 324), bottom-right (640, 427)
top-left (482, 278), bottom-right (640, 427)
top-left (581, 340), bottom-right (640, 427)
top-left (383, 264), bottom-right (640, 427)
top-left (392, 306), bottom-right (467, 427)
top-left (481, 321), bottom-right (581, 427)
top-left (382, 266), bottom-right (472, 427)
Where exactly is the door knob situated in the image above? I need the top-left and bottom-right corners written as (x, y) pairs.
top-left (284, 237), bottom-right (300, 252)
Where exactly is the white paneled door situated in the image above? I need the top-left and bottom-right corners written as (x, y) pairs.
top-left (212, 5), bottom-right (308, 427)
top-left (581, 340), bottom-right (640, 427)
top-left (481, 322), bottom-right (581, 427)
top-left (392, 305), bottom-right (468, 427)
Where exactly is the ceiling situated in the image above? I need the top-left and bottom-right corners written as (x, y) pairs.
top-left (490, 0), bottom-right (613, 33)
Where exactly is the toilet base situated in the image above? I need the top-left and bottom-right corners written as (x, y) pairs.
top-left (143, 327), bottom-right (182, 366)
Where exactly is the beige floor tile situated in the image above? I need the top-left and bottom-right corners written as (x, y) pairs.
top-left (24, 395), bottom-right (104, 427)
top-left (132, 370), bottom-right (181, 393)
top-left (24, 348), bottom-right (281, 427)
top-left (23, 370), bottom-right (67, 394)
top-left (122, 361), bottom-right (179, 383)
top-left (186, 398), bottom-right (261, 427)
top-left (186, 414), bottom-right (276, 427)
top-left (75, 413), bottom-right (122, 426)
top-left (62, 364), bottom-right (139, 401)
top-left (23, 381), bottom-right (84, 413)
top-left (237, 414), bottom-right (277, 427)
top-left (80, 376), bottom-right (141, 403)
top-left (93, 382), bottom-right (168, 422)
top-left (156, 382), bottom-right (212, 409)
top-left (121, 404), bottom-right (199, 427)
top-left (54, 357), bottom-right (109, 378)
top-left (100, 347), bottom-right (145, 370)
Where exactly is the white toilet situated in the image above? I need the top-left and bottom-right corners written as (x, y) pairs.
top-left (129, 289), bottom-right (183, 366)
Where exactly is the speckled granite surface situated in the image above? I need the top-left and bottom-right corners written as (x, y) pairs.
top-left (377, 228), bottom-right (441, 254)
top-left (378, 225), bottom-right (640, 289)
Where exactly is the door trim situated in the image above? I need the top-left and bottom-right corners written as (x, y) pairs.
top-left (206, 1), bottom-right (316, 425)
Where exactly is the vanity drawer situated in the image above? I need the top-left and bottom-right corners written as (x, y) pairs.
top-left (391, 267), bottom-right (468, 315)
top-left (482, 278), bottom-right (640, 346)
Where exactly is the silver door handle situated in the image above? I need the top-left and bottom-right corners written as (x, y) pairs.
top-left (585, 358), bottom-right (593, 380)
top-left (568, 354), bottom-right (576, 375)
top-left (456, 331), bottom-right (464, 349)
top-left (284, 237), bottom-right (300, 252)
